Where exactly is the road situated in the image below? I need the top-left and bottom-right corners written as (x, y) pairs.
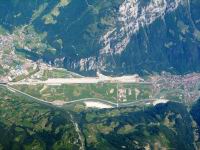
top-left (0, 83), bottom-right (56, 107)
top-left (0, 83), bottom-right (174, 109)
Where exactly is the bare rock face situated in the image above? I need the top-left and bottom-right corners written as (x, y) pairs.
top-left (99, 0), bottom-right (181, 55)
top-left (68, 0), bottom-right (185, 74)
top-left (0, 0), bottom-right (199, 75)
top-left (96, 0), bottom-right (200, 75)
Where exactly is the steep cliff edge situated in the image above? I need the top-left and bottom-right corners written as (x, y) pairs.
top-left (0, 0), bottom-right (199, 75)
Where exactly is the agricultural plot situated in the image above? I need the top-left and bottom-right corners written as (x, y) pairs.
top-left (11, 83), bottom-right (154, 104)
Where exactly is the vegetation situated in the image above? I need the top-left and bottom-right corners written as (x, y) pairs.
top-left (0, 0), bottom-right (200, 75)
top-left (11, 83), bottom-right (153, 103)
top-left (0, 0), bottom-right (200, 149)
top-left (0, 85), bottom-right (81, 149)
top-left (0, 84), bottom-right (200, 149)
top-left (42, 69), bottom-right (81, 80)
top-left (80, 102), bottom-right (196, 150)
top-left (0, 65), bottom-right (7, 76)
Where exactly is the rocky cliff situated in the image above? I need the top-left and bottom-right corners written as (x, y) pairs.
top-left (0, 0), bottom-right (199, 75)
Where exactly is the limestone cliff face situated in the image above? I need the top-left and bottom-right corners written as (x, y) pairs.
top-left (0, 0), bottom-right (199, 75)
top-left (99, 0), bottom-right (181, 55)
top-left (96, 0), bottom-right (200, 75)
top-left (66, 0), bottom-right (200, 75)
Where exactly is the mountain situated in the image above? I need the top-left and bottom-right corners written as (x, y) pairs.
top-left (81, 102), bottom-right (197, 150)
top-left (190, 98), bottom-right (200, 148)
top-left (0, 83), bottom-right (199, 150)
top-left (0, 85), bottom-right (82, 149)
top-left (0, 0), bottom-right (200, 75)
top-left (1, 1), bottom-right (200, 149)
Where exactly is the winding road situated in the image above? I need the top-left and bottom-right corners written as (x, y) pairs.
top-left (0, 83), bottom-right (174, 109)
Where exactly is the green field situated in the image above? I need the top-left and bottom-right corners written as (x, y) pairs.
top-left (0, 85), bottom-right (81, 149)
top-left (11, 83), bottom-right (153, 103)
top-left (41, 69), bottom-right (82, 80)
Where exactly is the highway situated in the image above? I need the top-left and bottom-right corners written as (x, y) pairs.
top-left (0, 83), bottom-right (174, 109)
top-left (0, 83), bottom-right (57, 107)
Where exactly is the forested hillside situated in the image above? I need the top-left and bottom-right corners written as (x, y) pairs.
top-left (0, 0), bottom-right (200, 75)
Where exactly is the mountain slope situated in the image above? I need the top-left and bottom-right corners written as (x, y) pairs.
top-left (0, 86), bottom-right (82, 149)
top-left (81, 102), bottom-right (197, 150)
top-left (0, 0), bottom-right (200, 75)
top-left (0, 84), bottom-right (200, 149)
